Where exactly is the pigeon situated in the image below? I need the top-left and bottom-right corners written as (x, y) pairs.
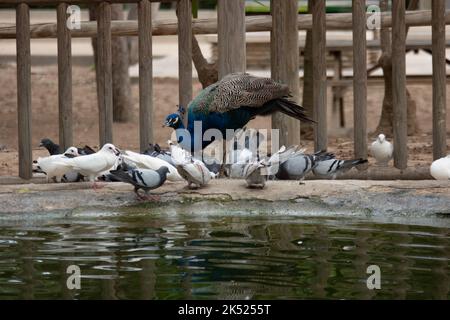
top-left (276, 150), bottom-right (335, 180)
top-left (109, 166), bottom-right (170, 200)
top-left (242, 146), bottom-right (296, 188)
top-left (430, 155), bottom-right (450, 180)
top-left (40, 138), bottom-right (61, 155)
top-left (143, 143), bottom-right (175, 166)
top-left (122, 150), bottom-right (182, 182)
top-left (370, 134), bottom-right (393, 166)
top-left (313, 158), bottom-right (368, 179)
top-left (40, 138), bottom-right (96, 156)
top-left (97, 156), bottom-right (138, 182)
top-left (169, 141), bottom-right (216, 188)
top-left (33, 146), bottom-right (80, 182)
top-left (54, 143), bottom-right (121, 182)
top-left (78, 145), bottom-right (96, 155)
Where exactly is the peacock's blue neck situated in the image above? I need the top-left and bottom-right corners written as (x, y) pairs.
top-left (171, 107), bottom-right (258, 152)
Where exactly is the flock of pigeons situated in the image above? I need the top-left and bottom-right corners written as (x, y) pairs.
top-left (31, 73), bottom-right (449, 200)
top-left (32, 130), bottom-right (416, 200)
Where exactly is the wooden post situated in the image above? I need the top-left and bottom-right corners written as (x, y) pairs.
top-left (271, 0), bottom-right (300, 146)
top-left (312, 0), bottom-right (327, 151)
top-left (16, 3), bottom-right (32, 179)
top-left (331, 51), bottom-right (345, 128)
top-left (432, 0), bottom-right (447, 160)
top-left (96, 2), bottom-right (113, 145)
top-left (138, 0), bottom-right (153, 151)
top-left (57, 3), bottom-right (73, 151)
top-left (352, 0), bottom-right (368, 164)
top-left (217, 0), bottom-right (246, 78)
top-left (178, 0), bottom-right (193, 128)
top-left (392, 0), bottom-right (408, 169)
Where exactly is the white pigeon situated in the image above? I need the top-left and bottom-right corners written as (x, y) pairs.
top-left (243, 146), bottom-right (297, 188)
top-left (33, 147), bottom-right (79, 182)
top-left (169, 141), bottom-right (216, 188)
top-left (54, 143), bottom-right (120, 182)
top-left (430, 155), bottom-right (450, 180)
top-left (370, 134), bottom-right (393, 166)
top-left (121, 150), bottom-right (182, 182)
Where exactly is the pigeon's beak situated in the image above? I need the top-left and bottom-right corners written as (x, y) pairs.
top-left (39, 142), bottom-right (44, 147)
top-left (114, 148), bottom-right (121, 156)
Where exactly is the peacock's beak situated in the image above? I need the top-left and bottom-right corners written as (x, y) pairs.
top-left (39, 142), bottom-right (44, 147)
top-left (163, 121), bottom-right (170, 127)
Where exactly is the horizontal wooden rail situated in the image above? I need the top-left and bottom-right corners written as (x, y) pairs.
top-left (1, 10), bottom-right (449, 39)
top-left (0, 0), bottom-right (174, 4)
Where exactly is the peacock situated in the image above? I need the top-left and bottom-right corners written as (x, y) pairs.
top-left (164, 73), bottom-right (314, 151)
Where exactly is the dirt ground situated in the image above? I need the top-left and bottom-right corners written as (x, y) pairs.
top-left (0, 62), bottom-right (449, 176)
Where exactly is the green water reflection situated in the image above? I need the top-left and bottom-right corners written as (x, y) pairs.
top-left (0, 212), bottom-right (449, 299)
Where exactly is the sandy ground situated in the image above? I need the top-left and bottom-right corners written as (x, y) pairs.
top-left (0, 62), bottom-right (449, 177)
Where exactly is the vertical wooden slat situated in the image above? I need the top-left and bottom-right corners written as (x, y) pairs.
top-left (312, 0), bottom-right (327, 151)
top-left (96, 2), bottom-right (113, 145)
top-left (432, 0), bottom-right (447, 160)
top-left (352, 0), bottom-right (367, 164)
top-left (271, 0), bottom-right (300, 146)
top-left (16, 3), bottom-right (32, 179)
top-left (217, 0), bottom-right (246, 79)
top-left (178, 0), bottom-right (192, 128)
top-left (138, 0), bottom-right (153, 151)
top-left (392, 0), bottom-right (408, 169)
top-left (331, 51), bottom-right (344, 128)
top-left (57, 2), bottom-right (73, 151)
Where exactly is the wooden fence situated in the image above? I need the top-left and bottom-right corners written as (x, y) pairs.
top-left (0, 0), bottom-right (448, 179)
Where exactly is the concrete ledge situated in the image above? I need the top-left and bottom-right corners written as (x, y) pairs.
top-left (0, 179), bottom-right (449, 216)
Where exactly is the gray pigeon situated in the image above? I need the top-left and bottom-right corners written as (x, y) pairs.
top-left (276, 150), bottom-right (335, 180)
top-left (313, 158), bottom-right (368, 179)
top-left (109, 166), bottom-right (170, 200)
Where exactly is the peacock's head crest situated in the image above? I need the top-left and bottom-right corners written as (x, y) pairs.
top-left (164, 113), bottom-right (183, 129)
top-left (177, 105), bottom-right (186, 117)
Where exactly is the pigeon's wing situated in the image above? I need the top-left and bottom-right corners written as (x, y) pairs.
top-left (190, 74), bottom-right (289, 114)
top-left (131, 169), bottom-right (162, 189)
top-left (242, 162), bottom-right (261, 178)
top-left (123, 150), bottom-right (181, 182)
top-left (70, 154), bottom-right (110, 174)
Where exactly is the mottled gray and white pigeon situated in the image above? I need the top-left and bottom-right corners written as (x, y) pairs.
top-left (243, 146), bottom-right (296, 188)
top-left (169, 140), bottom-right (216, 188)
top-left (276, 150), bottom-right (335, 180)
top-left (109, 166), bottom-right (170, 200)
top-left (370, 133), bottom-right (393, 166)
top-left (313, 158), bottom-right (368, 179)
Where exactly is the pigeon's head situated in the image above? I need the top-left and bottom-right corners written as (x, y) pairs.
top-left (63, 147), bottom-right (79, 158)
top-left (158, 166), bottom-right (170, 177)
top-left (101, 143), bottom-right (121, 156)
top-left (164, 113), bottom-right (183, 129)
top-left (39, 138), bottom-right (56, 148)
top-left (377, 134), bottom-right (386, 143)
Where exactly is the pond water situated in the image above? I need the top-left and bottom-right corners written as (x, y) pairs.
top-left (0, 209), bottom-right (449, 299)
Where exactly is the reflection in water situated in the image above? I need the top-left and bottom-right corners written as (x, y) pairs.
top-left (0, 212), bottom-right (449, 299)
